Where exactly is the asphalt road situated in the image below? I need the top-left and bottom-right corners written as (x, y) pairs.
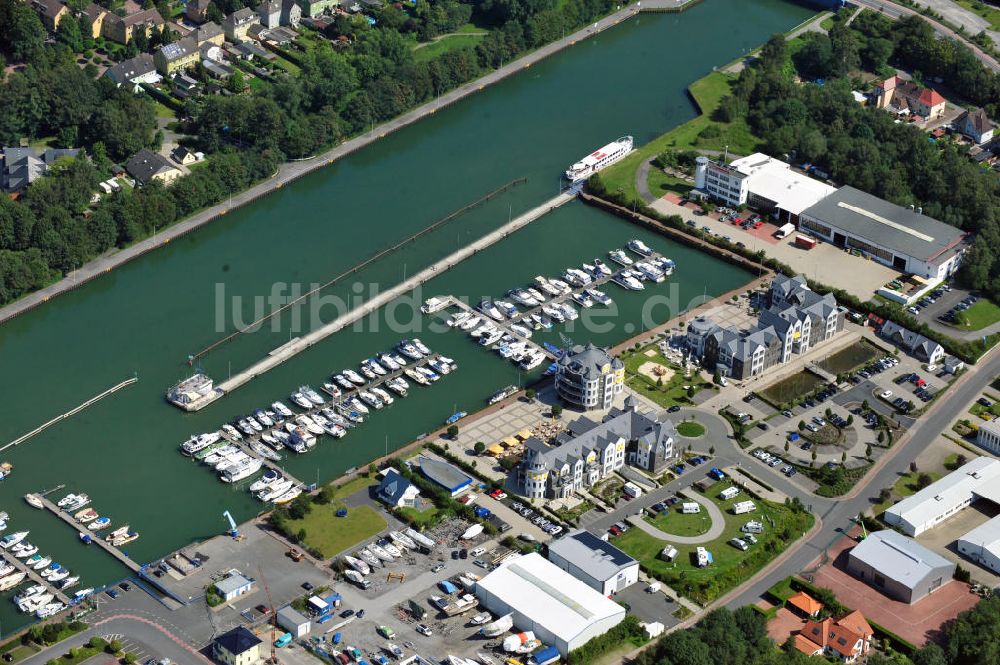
top-left (722, 344), bottom-right (1000, 610)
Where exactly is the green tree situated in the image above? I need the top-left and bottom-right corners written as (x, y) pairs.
top-left (865, 443), bottom-right (872, 459)
top-left (56, 14), bottom-right (85, 52)
top-left (446, 424), bottom-right (459, 439)
top-left (473, 441), bottom-right (486, 454)
top-left (551, 404), bottom-right (562, 418)
top-left (524, 388), bottom-right (536, 401)
top-left (0, 0), bottom-right (46, 61)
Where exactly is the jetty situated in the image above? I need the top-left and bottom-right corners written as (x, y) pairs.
top-left (0, 553), bottom-right (70, 605)
top-left (37, 496), bottom-right (141, 574)
top-left (187, 190), bottom-right (576, 411)
top-left (1, 377), bottom-right (137, 453)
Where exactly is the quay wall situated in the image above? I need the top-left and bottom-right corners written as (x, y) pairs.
top-left (0, 0), bottom-right (704, 327)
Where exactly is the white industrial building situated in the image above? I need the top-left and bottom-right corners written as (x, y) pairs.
top-left (884, 457), bottom-right (1000, 536)
top-left (474, 553), bottom-right (627, 655)
top-left (693, 153), bottom-right (836, 224)
top-left (957, 518), bottom-right (1000, 574)
top-left (799, 186), bottom-right (966, 280)
top-left (976, 416), bottom-right (1000, 455)
top-left (546, 530), bottom-right (639, 595)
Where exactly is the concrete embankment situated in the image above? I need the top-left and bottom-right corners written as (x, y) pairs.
top-left (0, 0), bottom-right (702, 327)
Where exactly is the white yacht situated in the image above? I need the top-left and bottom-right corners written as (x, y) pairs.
top-left (420, 296), bottom-right (450, 314)
top-left (609, 249), bottom-right (633, 266)
top-left (302, 385), bottom-right (326, 405)
top-left (447, 311), bottom-right (470, 328)
top-left (510, 324), bottom-right (532, 339)
top-left (591, 258), bottom-right (613, 277)
top-left (333, 374), bottom-right (355, 390)
top-left (534, 276), bottom-right (562, 297)
top-left (586, 288), bottom-right (613, 305)
top-left (378, 353), bottom-right (400, 371)
top-left (250, 469), bottom-right (283, 493)
top-left (627, 239), bottom-right (653, 256)
top-left (655, 256), bottom-right (676, 276)
top-left (257, 479), bottom-right (294, 502)
top-left (478, 300), bottom-right (504, 322)
top-left (295, 415), bottom-right (324, 436)
top-left (564, 136), bottom-right (634, 182)
top-left (542, 305), bottom-right (565, 323)
top-left (359, 391), bottom-right (383, 409)
top-left (1, 531), bottom-right (28, 550)
top-left (398, 340), bottom-right (424, 360)
top-left (289, 391), bottom-right (312, 410)
top-left (495, 301), bottom-right (519, 319)
top-left (412, 338), bottom-right (431, 355)
top-left (572, 292), bottom-right (594, 308)
top-left (635, 261), bottom-right (665, 283)
top-left (371, 387), bottom-right (394, 406)
top-left (613, 270), bottom-right (644, 291)
top-left (344, 369), bottom-right (366, 385)
top-left (559, 302), bottom-right (579, 320)
top-left (549, 278), bottom-right (572, 294)
top-left (220, 458), bottom-right (263, 483)
top-left (180, 431), bottom-right (223, 456)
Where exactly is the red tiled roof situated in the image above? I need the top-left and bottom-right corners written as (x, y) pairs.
top-left (918, 87), bottom-right (946, 107)
top-left (837, 610), bottom-right (873, 639)
top-left (793, 634), bottom-right (823, 656)
top-left (788, 591), bottom-right (824, 616)
top-left (827, 624), bottom-right (863, 658)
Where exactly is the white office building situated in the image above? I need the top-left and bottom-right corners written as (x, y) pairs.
top-left (474, 553), bottom-right (627, 656)
top-left (976, 417), bottom-right (1000, 455)
top-left (884, 457), bottom-right (1000, 536)
top-left (555, 343), bottom-right (624, 410)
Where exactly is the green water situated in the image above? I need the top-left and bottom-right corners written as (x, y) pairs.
top-left (0, 0), bottom-right (811, 633)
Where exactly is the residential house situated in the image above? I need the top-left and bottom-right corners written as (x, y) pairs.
top-left (873, 75), bottom-right (947, 120)
top-left (512, 397), bottom-right (676, 499)
top-left (793, 611), bottom-right (873, 663)
top-left (1, 147), bottom-right (80, 193)
top-left (955, 108), bottom-right (995, 145)
top-left (376, 469), bottom-right (420, 508)
top-left (171, 146), bottom-right (199, 166)
top-left (223, 7), bottom-right (258, 42)
top-left (103, 53), bottom-right (161, 92)
top-left (202, 59), bottom-right (233, 79)
top-left (83, 3), bottom-right (108, 38)
top-left (258, 0), bottom-right (281, 28)
top-left (102, 8), bottom-right (165, 44)
top-left (154, 38), bottom-right (199, 75)
top-left (126, 149), bottom-right (183, 186)
top-left (687, 274), bottom-right (842, 381)
top-left (30, 0), bottom-right (69, 30)
top-left (213, 627), bottom-right (262, 665)
top-left (297, 0), bottom-right (339, 18)
top-left (171, 72), bottom-right (201, 98)
top-left (192, 21), bottom-right (225, 46)
top-left (186, 0), bottom-right (213, 23)
top-left (878, 320), bottom-right (945, 364)
top-left (282, 0), bottom-right (302, 26)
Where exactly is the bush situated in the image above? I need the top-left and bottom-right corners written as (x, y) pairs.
top-left (473, 441), bottom-right (485, 454)
top-left (88, 638), bottom-right (107, 650)
top-left (567, 615), bottom-right (645, 664)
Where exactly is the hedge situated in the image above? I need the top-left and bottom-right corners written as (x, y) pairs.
top-left (138, 82), bottom-right (184, 112)
top-left (567, 615), bottom-right (645, 664)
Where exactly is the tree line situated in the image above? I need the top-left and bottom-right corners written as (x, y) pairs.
top-left (0, 0), bottom-right (619, 306)
top-left (718, 14), bottom-right (1000, 301)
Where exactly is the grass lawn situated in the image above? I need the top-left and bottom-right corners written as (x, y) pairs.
top-left (597, 71), bottom-right (762, 202)
top-left (759, 371), bottom-right (825, 408)
top-left (153, 101), bottom-right (178, 120)
top-left (873, 470), bottom-right (942, 514)
top-left (621, 344), bottom-right (708, 408)
top-left (398, 505), bottom-right (440, 529)
top-left (954, 298), bottom-right (1000, 331)
top-left (332, 473), bottom-right (378, 498)
top-left (413, 34), bottom-right (485, 62)
top-left (816, 341), bottom-right (882, 375)
top-left (284, 500), bottom-right (386, 558)
top-left (969, 399), bottom-right (1000, 419)
top-left (645, 507), bottom-right (713, 538)
top-left (677, 421), bottom-right (705, 437)
top-left (553, 499), bottom-right (594, 523)
top-left (955, 0), bottom-right (1000, 30)
top-left (1, 646), bottom-right (40, 665)
top-left (646, 169), bottom-right (695, 199)
top-left (615, 482), bottom-right (813, 604)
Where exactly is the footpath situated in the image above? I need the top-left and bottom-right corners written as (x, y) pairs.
top-left (0, 0), bottom-right (698, 327)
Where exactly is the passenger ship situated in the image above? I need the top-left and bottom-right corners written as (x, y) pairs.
top-left (564, 136), bottom-right (634, 182)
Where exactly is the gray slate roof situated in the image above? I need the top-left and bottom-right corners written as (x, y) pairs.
top-left (417, 456), bottom-right (472, 492)
top-left (104, 53), bottom-right (157, 85)
top-left (215, 627), bottom-right (261, 656)
top-left (126, 148), bottom-right (177, 184)
top-left (850, 530), bottom-right (953, 590)
top-left (556, 342), bottom-right (623, 380)
top-left (377, 469), bottom-right (417, 505)
top-left (548, 529), bottom-right (637, 581)
top-left (2, 147), bottom-right (81, 192)
top-left (801, 186), bottom-right (966, 263)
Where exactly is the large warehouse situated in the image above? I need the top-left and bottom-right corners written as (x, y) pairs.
top-left (547, 530), bottom-right (639, 595)
top-left (884, 457), bottom-right (1000, 536)
top-left (846, 530), bottom-right (955, 604)
top-left (957, 518), bottom-right (1000, 574)
top-left (798, 186), bottom-right (966, 280)
top-left (474, 553), bottom-right (627, 655)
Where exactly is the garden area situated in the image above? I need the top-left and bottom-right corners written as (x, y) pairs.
top-left (796, 460), bottom-right (873, 498)
top-left (591, 477), bottom-right (625, 504)
top-left (758, 370), bottom-right (826, 409)
top-left (614, 481), bottom-right (813, 604)
top-left (620, 344), bottom-right (710, 409)
top-left (644, 506), bottom-right (713, 538)
top-left (677, 420), bottom-right (706, 438)
top-left (951, 298), bottom-right (1000, 331)
top-left (816, 340), bottom-right (883, 376)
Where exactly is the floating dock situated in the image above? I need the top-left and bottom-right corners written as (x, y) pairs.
top-left (0, 552), bottom-right (70, 605)
top-left (37, 496), bottom-right (141, 574)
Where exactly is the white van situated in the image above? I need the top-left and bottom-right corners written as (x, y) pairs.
top-left (732, 501), bottom-right (756, 515)
top-left (646, 582), bottom-right (661, 593)
top-left (682, 502), bottom-right (701, 514)
top-left (742, 521), bottom-right (764, 534)
top-left (623, 482), bottom-right (642, 499)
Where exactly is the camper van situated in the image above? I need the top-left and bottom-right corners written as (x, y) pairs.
top-left (732, 501), bottom-right (756, 515)
top-left (623, 482), bottom-right (642, 499)
top-left (695, 547), bottom-right (712, 568)
top-left (742, 521), bottom-right (764, 534)
top-left (719, 487), bottom-right (740, 501)
top-left (682, 502), bottom-right (701, 514)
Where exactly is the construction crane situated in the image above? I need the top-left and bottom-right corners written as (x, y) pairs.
top-left (223, 510), bottom-right (239, 539)
top-left (258, 565), bottom-right (278, 664)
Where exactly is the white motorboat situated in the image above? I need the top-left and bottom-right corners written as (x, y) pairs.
top-left (477, 300), bottom-right (504, 322)
top-left (13, 543), bottom-right (38, 558)
top-left (48, 568), bottom-right (70, 583)
top-left (56, 575), bottom-right (79, 590)
top-left (520, 351), bottom-right (546, 370)
top-left (1, 531), bottom-right (28, 550)
top-left (628, 238), bottom-right (653, 256)
top-left (333, 374), bottom-right (355, 390)
top-left (541, 305), bottom-right (565, 323)
top-left (479, 329), bottom-right (504, 346)
top-left (343, 555), bottom-right (371, 576)
top-left (655, 256), bottom-right (675, 275)
top-left (251, 469), bottom-right (283, 493)
top-left (358, 391), bottom-right (383, 409)
top-left (302, 385), bottom-right (326, 405)
top-left (549, 278), bottom-right (572, 294)
top-left (89, 517), bottom-right (112, 530)
top-left (344, 369), bottom-right (366, 385)
top-left (321, 382), bottom-right (343, 400)
top-left (36, 602), bottom-right (64, 619)
top-left (458, 315), bottom-right (481, 331)
top-left (180, 431), bottom-right (223, 455)
top-left (379, 540), bottom-right (402, 557)
top-left (428, 359), bottom-right (451, 376)
top-left (635, 261), bottom-right (665, 282)
top-left (526, 287), bottom-right (546, 303)
top-left (368, 543), bottom-right (394, 561)
top-left (389, 531), bottom-right (416, 550)
top-left (257, 479), bottom-right (294, 502)
top-left (295, 415), bottom-right (324, 436)
top-left (495, 301), bottom-right (519, 319)
top-left (0, 562), bottom-right (14, 578)
top-left (586, 288), bottom-right (612, 305)
top-left (220, 457), bottom-right (263, 483)
top-left (608, 249), bottom-right (633, 266)
top-left (346, 396), bottom-right (370, 414)
top-left (420, 296), bottom-right (450, 314)
top-left (364, 359), bottom-right (387, 376)
top-left (56, 494), bottom-right (79, 508)
top-left (572, 292), bottom-right (594, 308)
top-left (592, 257), bottom-right (613, 277)
top-left (246, 416), bottom-right (263, 432)
top-left (30, 555), bottom-right (52, 570)
top-left (221, 423), bottom-right (242, 440)
top-left (289, 391), bottom-right (312, 410)
top-left (18, 592), bottom-right (53, 613)
top-left (357, 548), bottom-right (381, 568)
top-left (404, 368), bottom-right (430, 386)
top-left (371, 387), bottom-right (394, 406)
top-left (14, 585), bottom-right (45, 603)
top-left (398, 339), bottom-right (424, 360)
top-left (412, 338), bottom-right (431, 355)
top-left (558, 302), bottom-right (579, 320)
top-left (24, 494), bottom-right (43, 509)
top-left (385, 377), bottom-right (408, 397)
top-left (613, 270), bottom-right (644, 291)
top-left (508, 289), bottom-right (539, 308)
top-left (534, 276), bottom-right (561, 296)
top-left (567, 268), bottom-right (593, 285)
top-left (510, 324), bottom-right (532, 339)
top-left (378, 353), bottom-right (400, 371)
top-left (446, 311), bottom-right (470, 328)
top-left (0, 571), bottom-right (26, 591)
top-left (388, 352), bottom-right (408, 367)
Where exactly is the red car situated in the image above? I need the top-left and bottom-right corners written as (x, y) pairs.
top-left (489, 489), bottom-right (507, 500)
top-left (609, 526), bottom-right (622, 536)
top-left (753, 220), bottom-right (764, 229)
top-left (732, 217), bottom-right (743, 225)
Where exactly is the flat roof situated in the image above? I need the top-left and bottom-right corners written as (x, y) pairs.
top-left (475, 553), bottom-right (625, 643)
top-left (958, 515), bottom-right (1000, 556)
top-left (215, 572), bottom-right (252, 595)
top-left (801, 186), bottom-right (966, 263)
top-left (730, 153), bottom-right (837, 215)
top-left (850, 530), bottom-right (953, 590)
top-left (886, 457), bottom-right (1000, 530)
top-left (548, 530), bottom-right (637, 581)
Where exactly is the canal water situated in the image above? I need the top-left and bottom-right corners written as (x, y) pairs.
top-left (0, 0), bottom-right (811, 633)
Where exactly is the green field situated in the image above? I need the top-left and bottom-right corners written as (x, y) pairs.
top-left (816, 341), bottom-right (882, 375)
top-left (645, 507), bottom-right (712, 537)
top-left (284, 501), bottom-right (387, 558)
top-left (955, 298), bottom-right (1000, 331)
top-left (413, 32), bottom-right (486, 62)
top-left (614, 481), bottom-right (813, 604)
top-left (759, 371), bottom-right (825, 407)
top-left (677, 421), bottom-right (705, 437)
top-left (597, 71), bottom-right (762, 202)
top-left (398, 505), bottom-right (440, 529)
